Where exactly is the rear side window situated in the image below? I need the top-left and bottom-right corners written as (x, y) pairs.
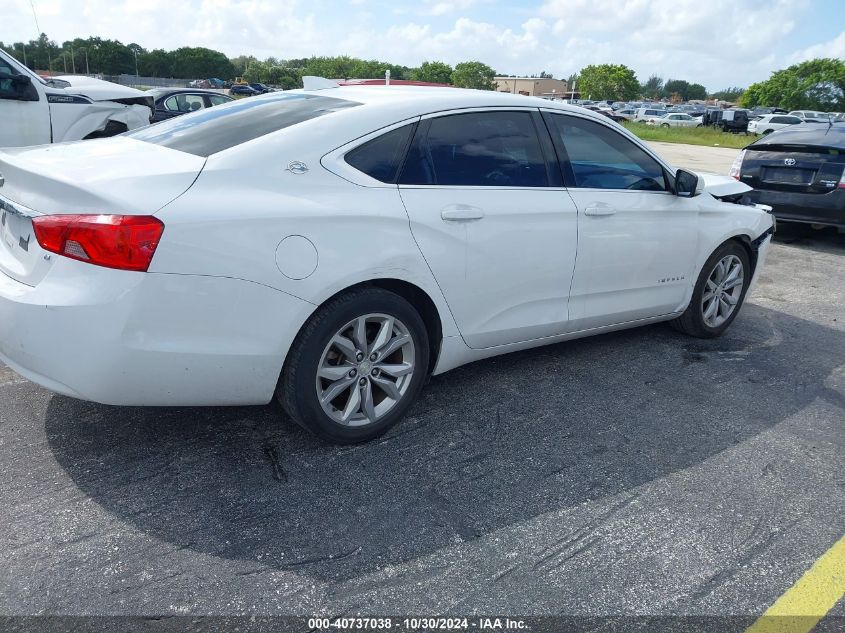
top-left (345, 123), bottom-right (416, 183)
top-left (547, 113), bottom-right (668, 191)
top-left (400, 111), bottom-right (548, 187)
top-left (126, 93), bottom-right (360, 157)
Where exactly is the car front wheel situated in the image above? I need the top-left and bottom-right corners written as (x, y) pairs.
top-left (278, 288), bottom-right (429, 443)
top-left (670, 241), bottom-right (751, 338)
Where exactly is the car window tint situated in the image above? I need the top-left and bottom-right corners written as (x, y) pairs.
top-left (126, 94), bottom-right (360, 157)
top-left (549, 114), bottom-right (667, 191)
top-left (209, 95), bottom-right (229, 106)
top-left (400, 111), bottom-right (548, 187)
top-left (345, 124), bottom-right (415, 183)
top-left (0, 57), bottom-right (15, 93)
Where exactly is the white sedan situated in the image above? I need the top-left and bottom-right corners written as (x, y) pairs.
top-left (646, 113), bottom-right (701, 128)
top-left (0, 81), bottom-right (774, 443)
top-left (748, 114), bottom-right (803, 135)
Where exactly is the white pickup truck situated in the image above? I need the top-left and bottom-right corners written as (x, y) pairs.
top-left (0, 48), bottom-right (153, 148)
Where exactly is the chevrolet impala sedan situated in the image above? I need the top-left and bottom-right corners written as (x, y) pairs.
top-left (0, 80), bottom-right (774, 443)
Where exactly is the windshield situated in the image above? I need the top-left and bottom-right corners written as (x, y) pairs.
top-left (125, 92), bottom-right (360, 157)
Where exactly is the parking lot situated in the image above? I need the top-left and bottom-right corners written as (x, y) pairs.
top-left (1, 142), bottom-right (843, 628)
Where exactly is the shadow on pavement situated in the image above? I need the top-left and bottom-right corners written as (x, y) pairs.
top-left (772, 221), bottom-right (845, 254)
top-left (44, 304), bottom-right (845, 582)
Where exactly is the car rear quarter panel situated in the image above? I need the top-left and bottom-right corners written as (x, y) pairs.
top-left (150, 119), bottom-right (462, 344)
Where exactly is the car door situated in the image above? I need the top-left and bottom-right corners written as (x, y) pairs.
top-left (542, 111), bottom-right (699, 331)
top-left (398, 109), bottom-right (579, 349)
top-left (0, 54), bottom-right (50, 147)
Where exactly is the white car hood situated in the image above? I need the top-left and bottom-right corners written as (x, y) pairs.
top-left (50, 75), bottom-right (147, 102)
top-left (698, 172), bottom-right (752, 197)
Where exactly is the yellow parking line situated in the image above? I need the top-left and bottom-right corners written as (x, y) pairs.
top-left (745, 534), bottom-right (845, 633)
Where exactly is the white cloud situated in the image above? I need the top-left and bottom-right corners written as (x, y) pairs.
top-left (0, 0), bottom-right (836, 90)
top-left (421, 0), bottom-right (490, 16)
top-left (789, 30), bottom-right (845, 64)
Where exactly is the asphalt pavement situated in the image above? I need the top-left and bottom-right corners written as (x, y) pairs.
top-left (0, 161), bottom-right (843, 626)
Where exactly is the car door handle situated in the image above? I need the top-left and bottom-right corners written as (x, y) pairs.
top-left (584, 205), bottom-right (617, 216)
top-left (441, 205), bottom-right (485, 221)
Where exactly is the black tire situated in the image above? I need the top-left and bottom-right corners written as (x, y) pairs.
top-left (661, 123), bottom-right (670, 128)
top-left (670, 241), bottom-right (751, 338)
top-left (277, 287), bottom-right (430, 444)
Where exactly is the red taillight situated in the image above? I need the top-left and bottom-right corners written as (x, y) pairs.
top-left (31, 214), bottom-right (164, 272)
top-left (839, 167), bottom-right (845, 189)
top-left (729, 149), bottom-right (746, 181)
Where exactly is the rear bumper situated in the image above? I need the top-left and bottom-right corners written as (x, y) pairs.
top-left (0, 259), bottom-right (315, 406)
top-left (747, 188), bottom-right (845, 228)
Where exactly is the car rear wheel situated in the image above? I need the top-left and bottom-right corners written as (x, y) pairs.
top-left (670, 241), bottom-right (750, 338)
top-left (278, 288), bottom-right (429, 443)
top-left (661, 123), bottom-right (670, 128)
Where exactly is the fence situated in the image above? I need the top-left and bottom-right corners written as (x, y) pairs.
top-left (100, 74), bottom-right (195, 89)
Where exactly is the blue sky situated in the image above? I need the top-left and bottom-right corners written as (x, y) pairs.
top-left (2, 0), bottom-right (844, 90)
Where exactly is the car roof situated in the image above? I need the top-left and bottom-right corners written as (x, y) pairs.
top-left (750, 122), bottom-right (845, 148)
top-left (152, 88), bottom-right (230, 97)
top-left (289, 85), bottom-right (569, 111)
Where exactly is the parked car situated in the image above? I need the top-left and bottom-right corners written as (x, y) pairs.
top-left (148, 88), bottom-right (234, 123)
top-left (0, 48), bottom-right (152, 147)
top-left (0, 84), bottom-right (774, 443)
top-left (599, 110), bottom-right (628, 123)
top-left (733, 122), bottom-right (845, 229)
top-left (647, 113), bottom-right (700, 128)
top-left (717, 109), bottom-right (750, 134)
top-left (634, 107), bottom-right (668, 122)
top-left (748, 107), bottom-right (788, 119)
top-left (249, 83), bottom-right (273, 94)
top-left (747, 114), bottom-right (803, 135)
top-left (230, 84), bottom-right (260, 96)
top-left (614, 108), bottom-right (638, 121)
top-left (788, 110), bottom-right (830, 124)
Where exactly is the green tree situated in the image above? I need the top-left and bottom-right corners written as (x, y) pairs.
top-left (663, 78), bottom-right (690, 100)
top-left (578, 63), bottom-right (639, 100)
top-left (687, 83), bottom-right (707, 101)
top-left (641, 75), bottom-right (663, 100)
top-left (739, 58), bottom-right (845, 111)
top-left (409, 60), bottom-right (453, 84)
top-left (451, 61), bottom-right (496, 90)
top-left (138, 49), bottom-right (172, 77)
top-left (169, 46), bottom-right (235, 79)
top-left (710, 86), bottom-right (744, 102)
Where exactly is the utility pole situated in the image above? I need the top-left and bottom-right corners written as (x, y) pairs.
top-left (20, 43), bottom-right (27, 66)
top-left (133, 48), bottom-right (139, 79)
top-left (71, 47), bottom-right (76, 74)
top-left (84, 48), bottom-right (89, 74)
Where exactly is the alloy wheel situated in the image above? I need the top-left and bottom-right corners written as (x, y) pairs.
top-left (315, 313), bottom-right (416, 427)
top-left (701, 254), bottom-right (744, 328)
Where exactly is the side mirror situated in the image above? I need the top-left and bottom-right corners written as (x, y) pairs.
top-left (675, 169), bottom-right (702, 197)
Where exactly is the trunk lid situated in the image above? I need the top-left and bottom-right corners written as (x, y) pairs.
top-left (741, 144), bottom-right (845, 194)
top-left (0, 137), bottom-right (205, 286)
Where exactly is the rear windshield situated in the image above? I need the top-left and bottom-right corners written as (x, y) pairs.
top-left (125, 93), bottom-right (360, 157)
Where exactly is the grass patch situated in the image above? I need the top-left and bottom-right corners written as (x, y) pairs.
top-left (623, 122), bottom-right (757, 150)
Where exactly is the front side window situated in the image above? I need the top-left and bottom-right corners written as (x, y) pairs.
top-left (547, 113), bottom-right (668, 191)
top-left (126, 93), bottom-right (360, 157)
top-left (208, 95), bottom-right (230, 106)
top-left (399, 111), bottom-right (548, 187)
